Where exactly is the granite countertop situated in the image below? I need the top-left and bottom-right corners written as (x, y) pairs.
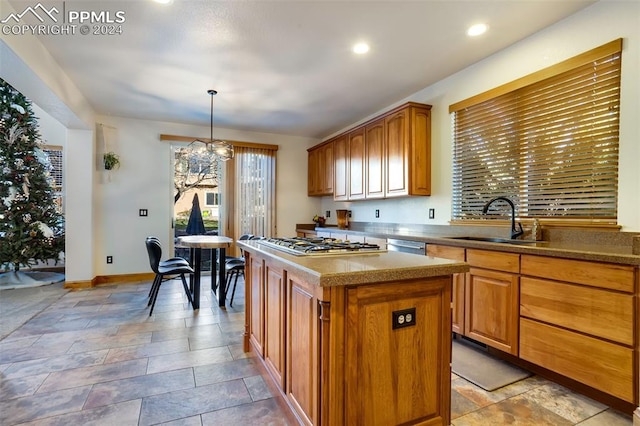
top-left (301, 225), bottom-right (640, 266)
top-left (237, 240), bottom-right (469, 287)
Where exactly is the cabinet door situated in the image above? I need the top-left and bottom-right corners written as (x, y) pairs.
top-left (365, 118), bottom-right (385, 199)
top-left (264, 261), bottom-right (286, 389)
top-left (287, 272), bottom-right (318, 426)
top-left (333, 134), bottom-right (348, 201)
top-left (307, 148), bottom-right (319, 196)
top-left (308, 143), bottom-right (333, 197)
top-left (348, 128), bottom-right (366, 200)
top-left (384, 108), bottom-right (410, 197)
top-left (320, 142), bottom-right (334, 195)
top-left (248, 255), bottom-right (265, 357)
top-left (409, 106), bottom-right (432, 195)
top-left (465, 267), bottom-right (519, 355)
top-left (427, 245), bottom-right (465, 335)
top-left (344, 278), bottom-right (451, 426)
top-left (520, 318), bottom-right (634, 402)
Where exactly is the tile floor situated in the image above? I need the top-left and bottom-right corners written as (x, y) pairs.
top-left (0, 276), bottom-right (633, 425)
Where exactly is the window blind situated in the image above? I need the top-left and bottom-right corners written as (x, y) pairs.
top-left (451, 40), bottom-right (621, 222)
top-left (43, 145), bottom-right (64, 214)
top-left (233, 146), bottom-right (276, 238)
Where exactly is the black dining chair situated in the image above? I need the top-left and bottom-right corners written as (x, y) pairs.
top-left (145, 236), bottom-right (191, 297)
top-left (223, 234), bottom-right (262, 306)
top-left (146, 236), bottom-right (191, 267)
top-left (225, 258), bottom-right (244, 307)
top-left (145, 238), bottom-right (194, 315)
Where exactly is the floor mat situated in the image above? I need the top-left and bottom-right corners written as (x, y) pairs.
top-left (452, 338), bottom-right (531, 391)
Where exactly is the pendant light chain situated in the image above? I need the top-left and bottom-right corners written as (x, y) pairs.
top-left (208, 89), bottom-right (216, 142)
top-left (201, 89), bottom-right (233, 161)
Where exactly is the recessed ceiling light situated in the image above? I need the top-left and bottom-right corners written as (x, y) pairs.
top-left (353, 42), bottom-right (370, 54)
top-left (152, 0), bottom-right (173, 4)
top-left (467, 23), bottom-right (488, 37)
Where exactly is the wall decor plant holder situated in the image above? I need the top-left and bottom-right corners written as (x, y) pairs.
top-left (103, 152), bottom-right (120, 170)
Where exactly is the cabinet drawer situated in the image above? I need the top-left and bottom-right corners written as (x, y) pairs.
top-left (520, 318), bottom-right (634, 402)
top-left (427, 244), bottom-right (465, 261)
top-left (520, 277), bottom-right (634, 345)
top-left (521, 255), bottom-right (635, 292)
top-left (467, 249), bottom-right (519, 273)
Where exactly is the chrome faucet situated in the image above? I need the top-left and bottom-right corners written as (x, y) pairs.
top-left (482, 196), bottom-right (524, 240)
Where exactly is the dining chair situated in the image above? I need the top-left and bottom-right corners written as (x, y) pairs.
top-left (145, 236), bottom-right (191, 297)
top-left (146, 236), bottom-right (191, 267)
top-left (225, 259), bottom-right (245, 307)
top-left (145, 238), bottom-right (194, 315)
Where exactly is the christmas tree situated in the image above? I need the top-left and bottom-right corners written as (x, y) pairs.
top-left (0, 78), bottom-right (65, 273)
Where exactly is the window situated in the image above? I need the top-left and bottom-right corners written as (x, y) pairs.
top-left (43, 145), bottom-right (63, 213)
top-left (450, 39), bottom-right (622, 224)
top-left (205, 192), bottom-right (220, 207)
top-left (232, 146), bottom-right (276, 238)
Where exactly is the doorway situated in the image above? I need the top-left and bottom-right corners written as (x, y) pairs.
top-left (172, 144), bottom-right (225, 271)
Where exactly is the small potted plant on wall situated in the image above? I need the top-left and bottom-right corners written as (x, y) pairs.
top-left (103, 152), bottom-right (120, 171)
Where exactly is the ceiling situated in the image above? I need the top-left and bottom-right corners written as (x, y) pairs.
top-left (9, 0), bottom-right (596, 139)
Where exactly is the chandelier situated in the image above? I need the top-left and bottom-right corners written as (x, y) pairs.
top-left (194, 89), bottom-right (234, 161)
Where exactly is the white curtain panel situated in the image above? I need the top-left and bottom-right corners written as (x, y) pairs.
top-left (233, 146), bottom-right (276, 239)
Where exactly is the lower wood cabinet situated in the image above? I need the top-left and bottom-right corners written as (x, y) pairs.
top-left (344, 279), bottom-right (451, 426)
top-left (245, 251), bottom-right (453, 425)
top-left (520, 318), bottom-right (634, 402)
top-left (464, 249), bottom-right (520, 355)
top-left (519, 254), bottom-right (637, 404)
top-left (287, 270), bottom-right (320, 426)
top-left (264, 260), bottom-right (286, 389)
top-left (248, 254), bottom-right (264, 357)
top-left (465, 266), bottom-right (519, 355)
top-left (427, 244), bottom-right (465, 334)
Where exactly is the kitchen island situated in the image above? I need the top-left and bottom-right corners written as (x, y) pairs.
top-left (238, 239), bottom-right (469, 426)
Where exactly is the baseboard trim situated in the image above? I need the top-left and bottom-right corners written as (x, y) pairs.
top-left (64, 273), bottom-right (154, 289)
top-left (63, 280), bottom-right (94, 289)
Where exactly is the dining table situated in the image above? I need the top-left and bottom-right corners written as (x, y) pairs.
top-left (175, 235), bottom-right (234, 308)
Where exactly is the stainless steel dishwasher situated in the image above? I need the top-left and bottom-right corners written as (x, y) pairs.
top-left (386, 238), bottom-right (426, 255)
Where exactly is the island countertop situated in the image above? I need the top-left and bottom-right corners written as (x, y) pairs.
top-left (238, 240), bottom-right (469, 287)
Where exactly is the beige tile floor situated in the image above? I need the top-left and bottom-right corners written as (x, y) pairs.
top-left (0, 276), bottom-right (633, 425)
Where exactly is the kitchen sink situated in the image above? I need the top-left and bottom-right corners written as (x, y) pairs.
top-left (448, 236), bottom-right (546, 245)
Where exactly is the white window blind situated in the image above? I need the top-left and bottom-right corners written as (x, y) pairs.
top-left (43, 145), bottom-right (63, 213)
top-left (450, 39), bottom-right (622, 223)
top-left (233, 146), bottom-right (276, 238)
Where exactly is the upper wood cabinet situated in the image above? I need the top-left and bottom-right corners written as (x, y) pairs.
top-left (307, 141), bottom-right (333, 196)
top-left (308, 102), bottom-right (432, 200)
top-left (348, 128), bottom-right (366, 200)
top-left (386, 105), bottom-right (432, 197)
top-left (333, 134), bottom-right (348, 201)
top-left (365, 118), bottom-right (385, 199)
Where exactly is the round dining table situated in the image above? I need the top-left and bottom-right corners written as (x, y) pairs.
top-left (176, 235), bottom-right (234, 308)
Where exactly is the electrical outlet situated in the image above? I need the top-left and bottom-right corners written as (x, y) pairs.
top-left (375, 209), bottom-right (380, 218)
top-left (325, 210), bottom-right (330, 218)
top-left (348, 210), bottom-right (352, 218)
top-left (139, 209), bottom-right (148, 217)
top-left (428, 208), bottom-right (435, 219)
top-left (106, 256), bottom-right (113, 264)
top-left (392, 307), bottom-right (416, 329)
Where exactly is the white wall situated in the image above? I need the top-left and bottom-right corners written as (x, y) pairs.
top-left (320, 0), bottom-right (640, 232)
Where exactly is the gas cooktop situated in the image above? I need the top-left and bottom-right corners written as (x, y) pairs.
top-left (258, 237), bottom-right (384, 256)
